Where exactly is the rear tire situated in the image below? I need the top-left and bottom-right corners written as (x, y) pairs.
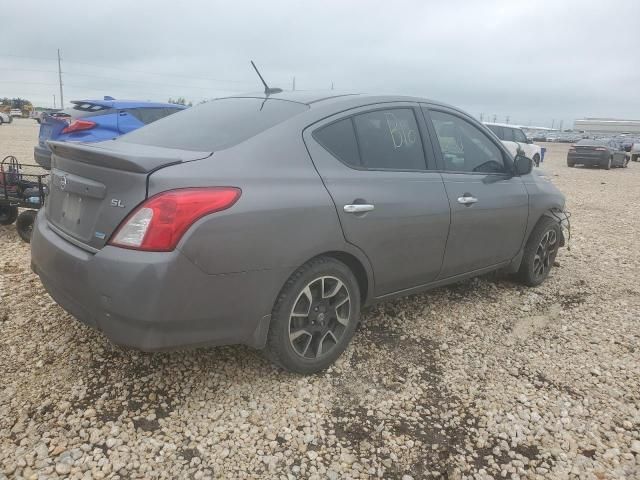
top-left (517, 216), bottom-right (561, 287)
top-left (567, 160), bottom-right (575, 167)
top-left (632, 154), bottom-right (639, 162)
top-left (603, 157), bottom-right (612, 170)
top-left (0, 205), bottom-right (18, 225)
top-left (265, 256), bottom-right (361, 374)
top-left (16, 209), bottom-right (37, 243)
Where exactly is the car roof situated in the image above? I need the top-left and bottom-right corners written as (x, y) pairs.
top-left (71, 99), bottom-right (188, 109)
top-left (484, 122), bottom-right (521, 129)
top-left (223, 90), bottom-right (456, 110)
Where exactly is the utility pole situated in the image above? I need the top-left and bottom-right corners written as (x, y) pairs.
top-left (53, 94), bottom-right (56, 109)
top-left (551, 119), bottom-right (555, 129)
top-left (506, 116), bottom-right (510, 124)
top-left (559, 120), bottom-right (563, 131)
top-left (57, 49), bottom-right (64, 109)
top-left (292, 76), bottom-right (296, 91)
top-left (331, 81), bottom-right (334, 90)
top-left (492, 114), bottom-right (497, 123)
top-left (480, 113), bottom-right (484, 122)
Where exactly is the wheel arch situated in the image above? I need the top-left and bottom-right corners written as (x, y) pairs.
top-left (307, 250), bottom-right (373, 304)
top-left (507, 207), bottom-right (565, 273)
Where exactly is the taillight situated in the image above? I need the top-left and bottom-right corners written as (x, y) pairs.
top-left (595, 147), bottom-right (607, 151)
top-left (61, 119), bottom-right (96, 134)
top-left (109, 187), bottom-right (241, 252)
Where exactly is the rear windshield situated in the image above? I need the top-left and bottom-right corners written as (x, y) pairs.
top-left (119, 97), bottom-right (309, 151)
top-left (61, 103), bottom-right (113, 119)
top-left (576, 139), bottom-right (603, 146)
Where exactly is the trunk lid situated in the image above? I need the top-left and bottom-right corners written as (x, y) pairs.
top-left (574, 145), bottom-right (605, 157)
top-left (45, 140), bottom-right (212, 251)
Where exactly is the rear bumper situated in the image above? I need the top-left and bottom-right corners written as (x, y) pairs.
top-left (34, 145), bottom-right (52, 170)
top-left (567, 153), bottom-right (607, 166)
top-left (30, 211), bottom-right (289, 350)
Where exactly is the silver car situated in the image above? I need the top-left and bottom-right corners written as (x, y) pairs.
top-left (31, 92), bottom-right (567, 373)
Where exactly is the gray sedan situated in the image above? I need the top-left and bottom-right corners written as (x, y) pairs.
top-left (31, 92), bottom-right (567, 373)
top-left (567, 139), bottom-right (629, 169)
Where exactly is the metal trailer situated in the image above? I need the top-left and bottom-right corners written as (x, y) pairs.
top-left (0, 156), bottom-right (48, 242)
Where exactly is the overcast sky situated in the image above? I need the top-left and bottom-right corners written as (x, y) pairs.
top-left (2, 0), bottom-right (639, 127)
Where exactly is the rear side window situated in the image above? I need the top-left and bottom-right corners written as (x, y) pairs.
top-left (430, 110), bottom-right (506, 174)
top-left (313, 118), bottom-right (360, 167)
top-left (353, 109), bottom-right (426, 170)
top-left (502, 127), bottom-right (515, 141)
top-left (314, 108), bottom-right (428, 170)
top-left (487, 124), bottom-right (504, 140)
top-left (125, 107), bottom-right (182, 125)
top-left (120, 98), bottom-right (309, 151)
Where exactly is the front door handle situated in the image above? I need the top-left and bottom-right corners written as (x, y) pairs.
top-left (457, 194), bottom-right (478, 206)
top-left (344, 204), bottom-right (375, 214)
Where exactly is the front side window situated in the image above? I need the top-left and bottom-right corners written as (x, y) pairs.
top-left (513, 128), bottom-right (528, 143)
top-left (430, 110), bottom-right (507, 174)
top-left (353, 109), bottom-right (426, 170)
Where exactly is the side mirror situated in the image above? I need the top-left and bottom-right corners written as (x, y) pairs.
top-left (526, 138), bottom-right (533, 144)
top-left (514, 154), bottom-right (533, 175)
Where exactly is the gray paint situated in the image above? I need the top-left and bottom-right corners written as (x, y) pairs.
top-left (31, 92), bottom-right (566, 351)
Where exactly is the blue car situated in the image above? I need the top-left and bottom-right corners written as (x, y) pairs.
top-left (34, 97), bottom-right (186, 169)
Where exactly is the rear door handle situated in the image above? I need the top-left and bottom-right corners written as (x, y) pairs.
top-left (457, 194), bottom-right (478, 206)
top-left (344, 204), bottom-right (375, 213)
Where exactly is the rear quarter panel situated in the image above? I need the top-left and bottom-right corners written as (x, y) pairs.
top-left (147, 122), bottom-right (373, 282)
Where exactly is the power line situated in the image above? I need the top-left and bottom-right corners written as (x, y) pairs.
top-left (0, 80), bottom-right (246, 100)
top-left (0, 53), bottom-right (253, 85)
top-left (0, 68), bottom-right (249, 91)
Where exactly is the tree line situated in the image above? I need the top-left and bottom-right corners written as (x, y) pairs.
top-left (0, 97), bottom-right (33, 112)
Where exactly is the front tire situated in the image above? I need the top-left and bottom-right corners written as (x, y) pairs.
top-left (533, 153), bottom-right (540, 167)
top-left (265, 257), bottom-right (361, 374)
top-left (16, 209), bottom-right (37, 243)
top-left (517, 216), bottom-right (561, 287)
top-left (0, 205), bottom-right (18, 225)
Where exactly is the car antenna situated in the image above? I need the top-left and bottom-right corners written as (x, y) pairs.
top-left (250, 61), bottom-right (283, 96)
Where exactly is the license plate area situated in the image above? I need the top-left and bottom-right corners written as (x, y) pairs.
top-left (60, 192), bottom-right (84, 228)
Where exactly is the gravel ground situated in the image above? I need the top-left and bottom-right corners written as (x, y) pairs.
top-left (1, 120), bottom-right (639, 479)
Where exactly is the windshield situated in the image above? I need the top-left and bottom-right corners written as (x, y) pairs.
top-left (119, 97), bottom-right (309, 151)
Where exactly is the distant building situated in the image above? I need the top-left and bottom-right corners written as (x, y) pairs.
top-left (574, 118), bottom-right (640, 134)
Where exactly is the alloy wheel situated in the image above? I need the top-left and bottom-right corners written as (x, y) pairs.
top-left (288, 276), bottom-right (351, 359)
top-left (533, 229), bottom-right (558, 278)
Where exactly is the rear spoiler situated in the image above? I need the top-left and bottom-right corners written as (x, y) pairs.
top-left (47, 140), bottom-right (212, 174)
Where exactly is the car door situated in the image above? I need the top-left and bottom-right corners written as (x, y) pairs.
top-left (304, 104), bottom-right (451, 296)
top-left (512, 127), bottom-right (534, 158)
top-left (423, 107), bottom-right (529, 279)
